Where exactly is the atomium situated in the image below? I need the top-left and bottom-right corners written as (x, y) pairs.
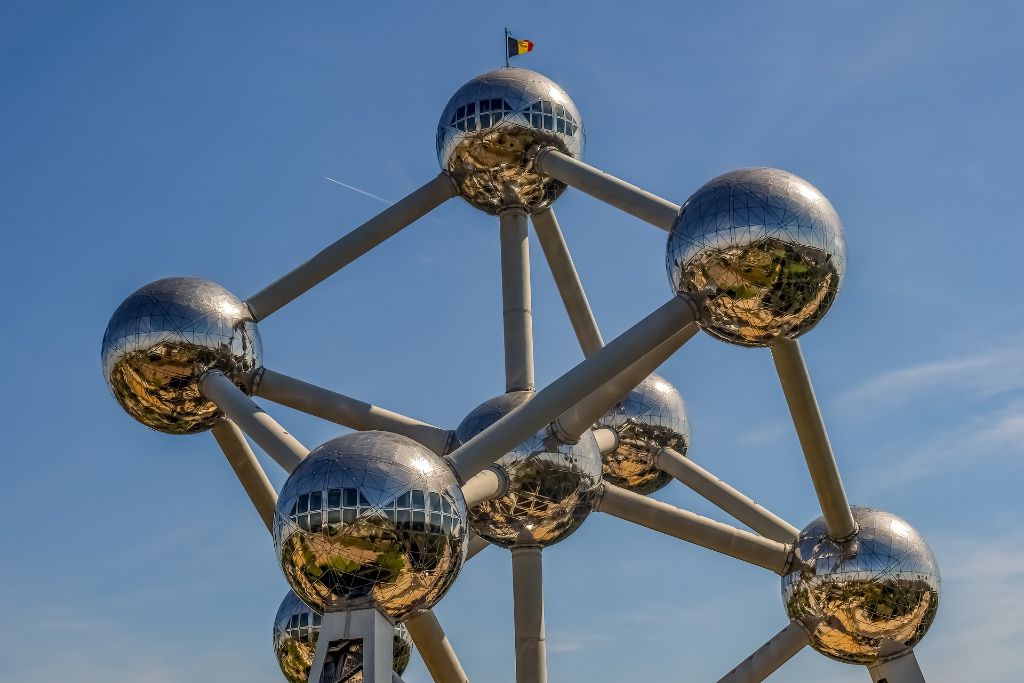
top-left (454, 392), bottom-right (603, 548)
top-left (273, 590), bottom-right (412, 683)
top-left (274, 431), bottom-right (468, 620)
top-left (667, 168), bottom-right (846, 347)
top-left (103, 62), bottom-right (944, 683)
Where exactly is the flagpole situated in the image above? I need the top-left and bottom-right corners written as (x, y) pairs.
top-left (505, 27), bottom-right (510, 68)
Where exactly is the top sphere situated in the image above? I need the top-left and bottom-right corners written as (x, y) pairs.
top-left (666, 168), bottom-right (846, 347)
top-left (101, 277), bottom-right (262, 434)
top-left (782, 506), bottom-right (940, 665)
top-left (437, 68), bottom-right (584, 214)
top-left (274, 431), bottom-right (468, 620)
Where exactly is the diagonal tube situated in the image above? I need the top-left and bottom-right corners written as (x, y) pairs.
top-left (499, 206), bottom-right (535, 392)
top-left (200, 371), bottom-right (308, 473)
top-left (552, 322), bottom-right (699, 443)
top-left (770, 338), bottom-right (857, 541)
top-left (246, 172), bottom-right (458, 320)
top-left (211, 419), bottom-right (278, 531)
top-left (595, 483), bottom-right (793, 574)
top-left (444, 293), bottom-right (706, 483)
top-left (512, 543), bottom-right (547, 683)
top-left (717, 621), bottom-right (809, 683)
top-left (654, 447), bottom-right (800, 543)
top-left (405, 610), bottom-right (471, 683)
top-left (530, 207), bottom-right (604, 358)
top-left (252, 368), bottom-right (453, 455)
top-left (461, 467), bottom-right (508, 508)
top-left (533, 148), bottom-right (680, 231)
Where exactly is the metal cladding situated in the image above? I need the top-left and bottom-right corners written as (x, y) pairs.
top-left (667, 168), bottom-right (846, 347)
top-left (101, 276), bottom-right (261, 434)
top-left (273, 590), bottom-right (412, 683)
top-left (454, 392), bottom-right (603, 548)
top-left (593, 372), bottom-right (690, 495)
top-left (437, 68), bottom-right (584, 214)
top-left (782, 506), bottom-right (940, 664)
top-left (274, 431), bottom-right (468, 620)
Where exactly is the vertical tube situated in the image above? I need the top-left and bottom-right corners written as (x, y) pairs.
top-left (499, 207), bottom-right (535, 392)
top-left (530, 207), bottom-right (604, 357)
top-left (867, 643), bottom-right (926, 683)
top-left (210, 420), bottom-right (278, 531)
top-left (200, 371), bottom-right (308, 473)
top-left (512, 544), bottom-right (547, 683)
top-left (405, 610), bottom-right (471, 683)
top-left (770, 339), bottom-right (857, 541)
top-left (308, 609), bottom-right (395, 683)
top-left (654, 448), bottom-right (799, 543)
top-left (716, 621), bottom-right (809, 683)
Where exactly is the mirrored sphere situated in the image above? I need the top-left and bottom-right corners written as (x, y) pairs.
top-left (274, 431), bottom-right (468, 620)
top-left (454, 392), bottom-right (603, 548)
top-left (593, 373), bottom-right (690, 495)
top-left (273, 590), bottom-right (411, 683)
top-left (667, 168), bottom-right (846, 347)
top-left (782, 506), bottom-right (940, 665)
top-left (437, 68), bottom-right (584, 214)
top-left (101, 277), bottom-right (262, 434)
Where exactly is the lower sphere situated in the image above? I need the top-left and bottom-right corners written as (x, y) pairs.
top-left (273, 590), bottom-right (411, 683)
top-left (781, 506), bottom-right (940, 664)
top-left (454, 392), bottom-right (603, 548)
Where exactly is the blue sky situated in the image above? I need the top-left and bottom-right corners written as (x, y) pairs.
top-left (2, 1), bottom-right (1022, 681)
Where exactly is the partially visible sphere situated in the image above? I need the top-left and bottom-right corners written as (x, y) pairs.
top-left (437, 68), bottom-right (584, 214)
top-left (272, 590), bottom-right (411, 683)
top-left (454, 392), bottom-right (603, 548)
top-left (274, 432), bottom-right (468, 620)
top-left (101, 277), bottom-right (262, 434)
top-left (782, 507), bottom-right (940, 665)
top-left (667, 168), bottom-right (846, 347)
top-left (593, 373), bottom-right (690, 495)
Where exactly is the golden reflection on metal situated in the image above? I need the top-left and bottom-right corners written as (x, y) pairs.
top-left (273, 590), bottom-right (411, 683)
top-left (782, 506), bottom-right (940, 665)
top-left (437, 68), bottom-right (584, 214)
top-left (101, 277), bottom-right (261, 434)
top-left (454, 392), bottom-right (603, 548)
top-left (667, 168), bottom-right (845, 347)
top-left (273, 432), bottom-right (468, 621)
top-left (593, 372), bottom-right (690, 495)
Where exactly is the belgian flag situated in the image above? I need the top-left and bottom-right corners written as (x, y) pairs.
top-left (507, 36), bottom-right (534, 59)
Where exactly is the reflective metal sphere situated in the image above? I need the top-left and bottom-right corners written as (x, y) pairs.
top-left (274, 431), bottom-right (468, 620)
top-left (437, 68), bottom-right (584, 214)
top-left (593, 373), bottom-right (690, 495)
top-left (667, 168), bottom-right (846, 347)
top-left (782, 506), bottom-right (940, 665)
top-left (101, 277), bottom-right (262, 434)
top-left (454, 392), bottom-right (603, 548)
top-left (272, 590), bottom-right (411, 683)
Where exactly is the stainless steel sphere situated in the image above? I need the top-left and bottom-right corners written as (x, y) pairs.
top-left (274, 431), bottom-right (468, 620)
top-left (437, 68), bottom-right (584, 214)
top-left (782, 507), bottom-right (940, 665)
top-left (454, 392), bottom-right (603, 548)
top-left (667, 168), bottom-right (846, 347)
top-left (101, 277), bottom-right (262, 434)
top-left (593, 373), bottom-right (690, 495)
top-left (272, 590), bottom-right (411, 683)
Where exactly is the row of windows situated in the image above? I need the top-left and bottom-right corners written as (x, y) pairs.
top-left (289, 488), bottom-right (454, 515)
top-left (286, 488), bottom-right (461, 534)
top-left (447, 98), bottom-right (578, 136)
top-left (282, 611), bottom-right (322, 644)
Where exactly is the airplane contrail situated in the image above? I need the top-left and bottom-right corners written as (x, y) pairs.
top-left (323, 176), bottom-right (394, 205)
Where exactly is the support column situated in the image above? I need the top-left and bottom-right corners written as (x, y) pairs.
top-left (770, 339), bottom-right (857, 541)
top-left (499, 206), bottom-right (535, 393)
top-left (512, 544), bottom-right (546, 683)
top-left (867, 644), bottom-right (926, 683)
top-left (210, 419), bottom-right (278, 531)
top-left (717, 621), bottom-right (809, 683)
top-left (308, 608), bottom-right (394, 683)
top-left (404, 610), bottom-right (470, 683)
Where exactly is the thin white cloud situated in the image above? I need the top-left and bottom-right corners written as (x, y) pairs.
top-left (323, 176), bottom-right (394, 205)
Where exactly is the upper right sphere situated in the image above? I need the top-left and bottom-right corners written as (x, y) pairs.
top-left (666, 168), bottom-right (846, 347)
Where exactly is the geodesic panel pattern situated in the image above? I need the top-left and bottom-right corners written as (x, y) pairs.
top-left (667, 168), bottom-right (846, 347)
top-left (437, 68), bottom-right (585, 214)
top-left (274, 432), bottom-right (468, 620)
top-left (782, 506), bottom-right (940, 665)
top-left (454, 392), bottom-right (603, 548)
top-left (101, 277), bottom-right (261, 434)
top-left (272, 590), bottom-right (411, 683)
top-left (593, 372), bottom-right (690, 495)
